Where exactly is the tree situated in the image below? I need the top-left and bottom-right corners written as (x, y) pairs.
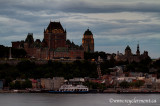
top-left (21, 79), bottom-right (32, 89)
top-left (9, 82), bottom-right (15, 89)
top-left (134, 80), bottom-right (144, 88)
top-left (84, 81), bottom-right (106, 90)
top-left (14, 81), bottom-right (21, 89)
top-left (119, 81), bottom-right (129, 88)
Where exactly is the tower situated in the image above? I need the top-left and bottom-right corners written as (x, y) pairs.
top-left (136, 43), bottom-right (140, 56)
top-left (82, 29), bottom-right (94, 52)
top-left (44, 21), bottom-right (66, 50)
top-left (97, 56), bottom-right (102, 79)
top-left (125, 45), bottom-right (132, 56)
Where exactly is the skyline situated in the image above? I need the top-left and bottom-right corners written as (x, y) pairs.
top-left (0, 0), bottom-right (160, 58)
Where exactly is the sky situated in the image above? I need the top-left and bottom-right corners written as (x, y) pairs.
top-left (0, 0), bottom-right (160, 59)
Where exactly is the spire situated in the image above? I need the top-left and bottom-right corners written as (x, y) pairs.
top-left (136, 43), bottom-right (140, 55)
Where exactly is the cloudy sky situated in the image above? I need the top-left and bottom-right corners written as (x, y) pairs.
top-left (0, 0), bottom-right (160, 58)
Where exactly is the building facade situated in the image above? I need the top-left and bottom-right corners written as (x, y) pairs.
top-left (0, 80), bottom-right (3, 90)
top-left (116, 44), bottom-right (149, 63)
top-left (82, 29), bottom-right (94, 52)
top-left (40, 77), bottom-right (64, 90)
top-left (12, 21), bottom-right (84, 60)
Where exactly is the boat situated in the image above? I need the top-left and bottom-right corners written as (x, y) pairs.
top-left (49, 84), bottom-right (89, 93)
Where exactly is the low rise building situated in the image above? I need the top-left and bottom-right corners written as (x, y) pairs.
top-left (41, 78), bottom-right (53, 90)
top-left (156, 79), bottom-right (160, 90)
top-left (53, 77), bottom-right (64, 90)
top-left (0, 80), bottom-right (3, 90)
top-left (30, 79), bottom-right (41, 89)
top-left (41, 77), bottom-right (64, 90)
top-left (116, 77), bottom-right (137, 83)
top-left (129, 72), bottom-right (143, 77)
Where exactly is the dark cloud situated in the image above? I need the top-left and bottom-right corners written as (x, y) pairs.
top-left (0, 0), bottom-right (160, 58)
top-left (1, 0), bottom-right (160, 13)
top-left (60, 2), bottom-right (160, 13)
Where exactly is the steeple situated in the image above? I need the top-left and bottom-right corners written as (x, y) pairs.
top-left (136, 43), bottom-right (140, 56)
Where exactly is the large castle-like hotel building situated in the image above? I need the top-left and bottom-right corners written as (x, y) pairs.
top-left (12, 21), bottom-right (94, 60)
top-left (11, 21), bottom-right (150, 62)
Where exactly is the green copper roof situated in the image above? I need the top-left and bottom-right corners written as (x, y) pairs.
top-left (125, 45), bottom-right (131, 50)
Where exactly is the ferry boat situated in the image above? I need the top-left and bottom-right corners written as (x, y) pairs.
top-left (49, 84), bottom-right (89, 93)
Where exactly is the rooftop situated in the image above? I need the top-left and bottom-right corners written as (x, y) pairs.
top-left (84, 29), bottom-right (93, 35)
top-left (125, 45), bottom-right (131, 50)
top-left (46, 21), bottom-right (64, 32)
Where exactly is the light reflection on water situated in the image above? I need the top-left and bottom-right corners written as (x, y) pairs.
top-left (0, 93), bottom-right (159, 106)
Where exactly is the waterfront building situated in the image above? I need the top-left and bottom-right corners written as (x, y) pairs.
top-left (12, 21), bottom-right (84, 60)
top-left (82, 29), bottom-right (94, 52)
top-left (40, 78), bottom-right (53, 90)
top-left (0, 80), bottom-right (3, 90)
top-left (53, 77), bottom-right (64, 91)
top-left (41, 77), bottom-right (64, 90)
top-left (156, 79), bottom-right (160, 90)
top-left (30, 79), bottom-right (41, 89)
top-left (116, 77), bottom-right (137, 83)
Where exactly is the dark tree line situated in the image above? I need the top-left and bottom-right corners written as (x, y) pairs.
top-left (9, 79), bottom-right (32, 89)
top-left (84, 51), bottom-right (109, 60)
top-left (0, 60), bottom-right (98, 87)
top-left (125, 58), bottom-right (152, 73)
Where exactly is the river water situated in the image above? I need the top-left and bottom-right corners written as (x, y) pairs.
top-left (0, 93), bottom-right (159, 106)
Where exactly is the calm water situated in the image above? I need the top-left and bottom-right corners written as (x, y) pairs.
top-left (0, 93), bottom-right (160, 106)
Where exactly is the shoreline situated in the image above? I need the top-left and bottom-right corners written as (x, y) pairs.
top-left (1, 90), bottom-right (160, 94)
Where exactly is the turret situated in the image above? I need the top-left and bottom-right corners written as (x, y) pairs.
top-left (82, 28), bottom-right (94, 52)
top-left (125, 45), bottom-right (132, 56)
top-left (136, 43), bottom-right (140, 56)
